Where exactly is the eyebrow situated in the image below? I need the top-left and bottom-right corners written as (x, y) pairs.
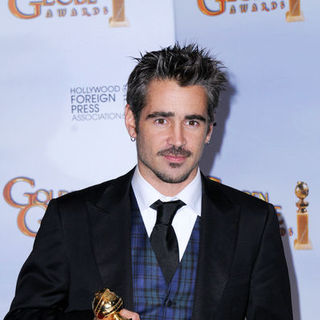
top-left (146, 111), bottom-right (174, 119)
top-left (185, 114), bottom-right (207, 123)
top-left (146, 111), bottom-right (207, 122)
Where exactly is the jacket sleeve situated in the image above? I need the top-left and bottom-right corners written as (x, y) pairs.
top-left (246, 204), bottom-right (293, 320)
top-left (4, 199), bottom-right (70, 320)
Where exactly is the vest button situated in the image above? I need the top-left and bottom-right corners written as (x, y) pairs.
top-left (166, 299), bottom-right (173, 307)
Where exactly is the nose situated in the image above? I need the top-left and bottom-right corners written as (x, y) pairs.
top-left (167, 123), bottom-right (186, 147)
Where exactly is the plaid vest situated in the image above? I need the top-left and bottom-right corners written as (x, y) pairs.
top-left (131, 194), bottom-right (200, 320)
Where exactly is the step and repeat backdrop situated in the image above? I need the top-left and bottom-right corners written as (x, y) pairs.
top-left (0, 0), bottom-right (174, 317)
top-left (1, 0), bottom-right (319, 319)
top-left (174, 1), bottom-right (319, 319)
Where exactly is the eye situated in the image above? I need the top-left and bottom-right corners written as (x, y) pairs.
top-left (185, 120), bottom-right (200, 127)
top-left (154, 118), bottom-right (168, 125)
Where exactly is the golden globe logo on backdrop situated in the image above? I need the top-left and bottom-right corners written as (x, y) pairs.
top-left (198, 0), bottom-right (304, 21)
top-left (8, 0), bottom-right (129, 25)
top-left (3, 177), bottom-right (68, 237)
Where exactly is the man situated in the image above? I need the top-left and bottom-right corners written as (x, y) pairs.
top-left (5, 44), bottom-right (293, 320)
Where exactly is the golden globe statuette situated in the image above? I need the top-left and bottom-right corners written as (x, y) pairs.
top-left (109, 0), bottom-right (129, 27)
top-left (92, 288), bottom-right (129, 320)
top-left (286, 0), bottom-right (304, 22)
top-left (294, 181), bottom-right (312, 250)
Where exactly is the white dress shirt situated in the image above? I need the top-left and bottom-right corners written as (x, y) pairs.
top-left (131, 167), bottom-right (202, 261)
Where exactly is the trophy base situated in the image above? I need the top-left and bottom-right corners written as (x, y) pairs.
top-left (294, 239), bottom-right (312, 250)
top-left (286, 11), bottom-right (304, 22)
top-left (109, 17), bottom-right (129, 27)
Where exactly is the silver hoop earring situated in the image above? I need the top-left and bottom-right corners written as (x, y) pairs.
top-left (130, 136), bottom-right (136, 142)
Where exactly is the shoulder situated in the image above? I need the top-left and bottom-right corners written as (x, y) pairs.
top-left (202, 174), bottom-right (274, 214)
top-left (52, 169), bottom-right (134, 207)
top-left (202, 175), bottom-right (278, 235)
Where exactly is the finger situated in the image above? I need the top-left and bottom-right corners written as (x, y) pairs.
top-left (119, 308), bottom-right (140, 320)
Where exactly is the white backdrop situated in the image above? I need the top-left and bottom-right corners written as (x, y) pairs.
top-left (0, 0), bottom-right (174, 317)
top-left (1, 0), bottom-right (319, 319)
top-left (174, 1), bottom-right (320, 319)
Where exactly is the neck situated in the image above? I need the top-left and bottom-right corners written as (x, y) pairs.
top-left (137, 164), bottom-right (198, 197)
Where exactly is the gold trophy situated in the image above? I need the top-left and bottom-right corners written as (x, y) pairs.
top-left (294, 181), bottom-right (312, 249)
top-left (286, 0), bottom-right (304, 22)
top-left (109, 0), bottom-right (129, 27)
top-left (92, 288), bottom-right (129, 320)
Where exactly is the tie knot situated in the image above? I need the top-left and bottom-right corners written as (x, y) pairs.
top-left (151, 199), bottom-right (186, 225)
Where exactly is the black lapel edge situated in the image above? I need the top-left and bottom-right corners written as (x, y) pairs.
top-left (85, 169), bottom-right (135, 310)
top-left (192, 175), bottom-right (240, 320)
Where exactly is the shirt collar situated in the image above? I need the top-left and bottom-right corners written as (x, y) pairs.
top-left (131, 166), bottom-right (202, 216)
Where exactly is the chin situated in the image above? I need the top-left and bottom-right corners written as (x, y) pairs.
top-left (154, 167), bottom-right (195, 184)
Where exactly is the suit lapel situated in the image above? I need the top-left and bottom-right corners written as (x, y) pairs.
top-left (84, 169), bottom-right (240, 316)
top-left (192, 175), bottom-right (240, 320)
top-left (86, 169), bottom-right (135, 310)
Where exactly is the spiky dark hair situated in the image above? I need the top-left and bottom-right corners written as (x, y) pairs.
top-left (126, 43), bottom-right (227, 127)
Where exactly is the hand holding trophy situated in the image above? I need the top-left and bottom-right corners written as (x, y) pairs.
top-left (92, 288), bottom-right (129, 320)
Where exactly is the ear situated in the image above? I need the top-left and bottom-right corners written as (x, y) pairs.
top-left (125, 104), bottom-right (137, 139)
top-left (205, 123), bottom-right (213, 144)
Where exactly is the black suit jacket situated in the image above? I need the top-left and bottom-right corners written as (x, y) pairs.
top-left (5, 169), bottom-right (293, 320)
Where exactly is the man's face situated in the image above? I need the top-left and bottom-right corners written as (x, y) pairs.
top-left (125, 79), bottom-right (212, 187)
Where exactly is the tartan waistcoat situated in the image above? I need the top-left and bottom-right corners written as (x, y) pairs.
top-left (131, 194), bottom-right (200, 320)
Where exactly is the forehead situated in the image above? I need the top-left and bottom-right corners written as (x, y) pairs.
top-left (144, 80), bottom-right (208, 115)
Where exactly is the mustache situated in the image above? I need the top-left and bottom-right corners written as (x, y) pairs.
top-left (157, 146), bottom-right (192, 157)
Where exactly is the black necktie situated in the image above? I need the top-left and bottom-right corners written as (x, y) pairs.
top-left (150, 199), bottom-right (186, 283)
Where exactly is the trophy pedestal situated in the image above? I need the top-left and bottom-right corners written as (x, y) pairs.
top-left (109, 17), bottom-right (129, 27)
top-left (286, 11), bottom-right (304, 22)
top-left (294, 239), bottom-right (312, 250)
top-left (294, 182), bottom-right (312, 251)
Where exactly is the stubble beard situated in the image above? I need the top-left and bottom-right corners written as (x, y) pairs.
top-left (137, 145), bottom-right (198, 184)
